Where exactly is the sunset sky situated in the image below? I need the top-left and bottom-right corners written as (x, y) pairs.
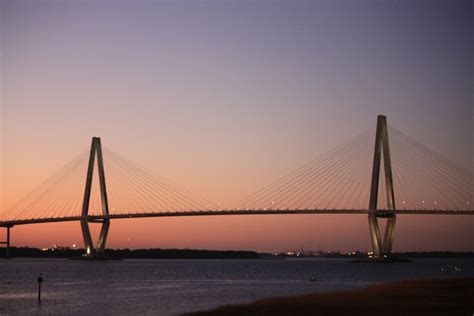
top-left (1, 0), bottom-right (472, 252)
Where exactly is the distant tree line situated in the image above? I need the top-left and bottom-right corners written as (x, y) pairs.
top-left (1, 247), bottom-right (473, 259)
top-left (0, 247), bottom-right (260, 259)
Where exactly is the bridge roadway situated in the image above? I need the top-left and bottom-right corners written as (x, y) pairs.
top-left (1, 209), bottom-right (473, 227)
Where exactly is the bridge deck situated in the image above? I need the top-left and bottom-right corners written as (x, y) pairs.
top-left (1, 209), bottom-right (473, 227)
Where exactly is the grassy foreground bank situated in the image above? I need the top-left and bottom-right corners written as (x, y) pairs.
top-left (186, 278), bottom-right (473, 316)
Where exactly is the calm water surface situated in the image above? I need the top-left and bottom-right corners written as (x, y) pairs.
top-left (0, 258), bottom-right (472, 315)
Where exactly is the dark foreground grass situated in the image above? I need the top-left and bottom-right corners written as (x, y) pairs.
top-left (185, 278), bottom-right (474, 316)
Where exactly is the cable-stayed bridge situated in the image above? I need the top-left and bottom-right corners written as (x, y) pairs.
top-left (1, 116), bottom-right (472, 259)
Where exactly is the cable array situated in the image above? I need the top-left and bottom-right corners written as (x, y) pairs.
top-left (388, 126), bottom-right (473, 211)
top-left (1, 148), bottom-right (90, 221)
top-left (1, 124), bottom-right (472, 222)
top-left (100, 147), bottom-right (216, 215)
top-left (235, 129), bottom-right (375, 210)
top-left (1, 146), bottom-right (216, 220)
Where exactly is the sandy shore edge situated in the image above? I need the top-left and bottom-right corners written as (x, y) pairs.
top-left (185, 278), bottom-right (474, 316)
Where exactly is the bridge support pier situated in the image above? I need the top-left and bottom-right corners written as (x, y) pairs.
top-left (368, 115), bottom-right (397, 258)
top-left (1, 225), bottom-right (12, 258)
top-left (80, 137), bottom-right (111, 258)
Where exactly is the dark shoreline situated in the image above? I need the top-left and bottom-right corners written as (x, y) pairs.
top-left (185, 278), bottom-right (474, 316)
top-left (0, 247), bottom-right (260, 259)
top-left (1, 247), bottom-right (474, 259)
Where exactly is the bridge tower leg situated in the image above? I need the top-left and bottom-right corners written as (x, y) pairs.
top-left (1, 225), bottom-right (12, 258)
top-left (80, 137), bottom-right (110, 257)
top-left (368, 115), bottom-right (396, 258)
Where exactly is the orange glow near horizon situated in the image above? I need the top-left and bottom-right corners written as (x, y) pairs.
top-left (5, 215), bottom-right (474, 252)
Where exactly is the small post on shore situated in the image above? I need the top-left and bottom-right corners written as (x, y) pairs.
top-left (37, 274), bottom-right (43, 302)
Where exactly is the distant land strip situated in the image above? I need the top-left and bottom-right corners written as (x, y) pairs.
top-left (0, 247), bottom-right (260, 259)
top-left (1, 247), bottom-right (474, 259)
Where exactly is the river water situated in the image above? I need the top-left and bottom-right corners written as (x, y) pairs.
top-left (0, 257), bottom-right (472, 315)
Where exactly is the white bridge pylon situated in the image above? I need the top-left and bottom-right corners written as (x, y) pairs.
top-left (81, 137), bottom-right (110, 257)
top-left (368, 115), bottom-right (396, 257)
